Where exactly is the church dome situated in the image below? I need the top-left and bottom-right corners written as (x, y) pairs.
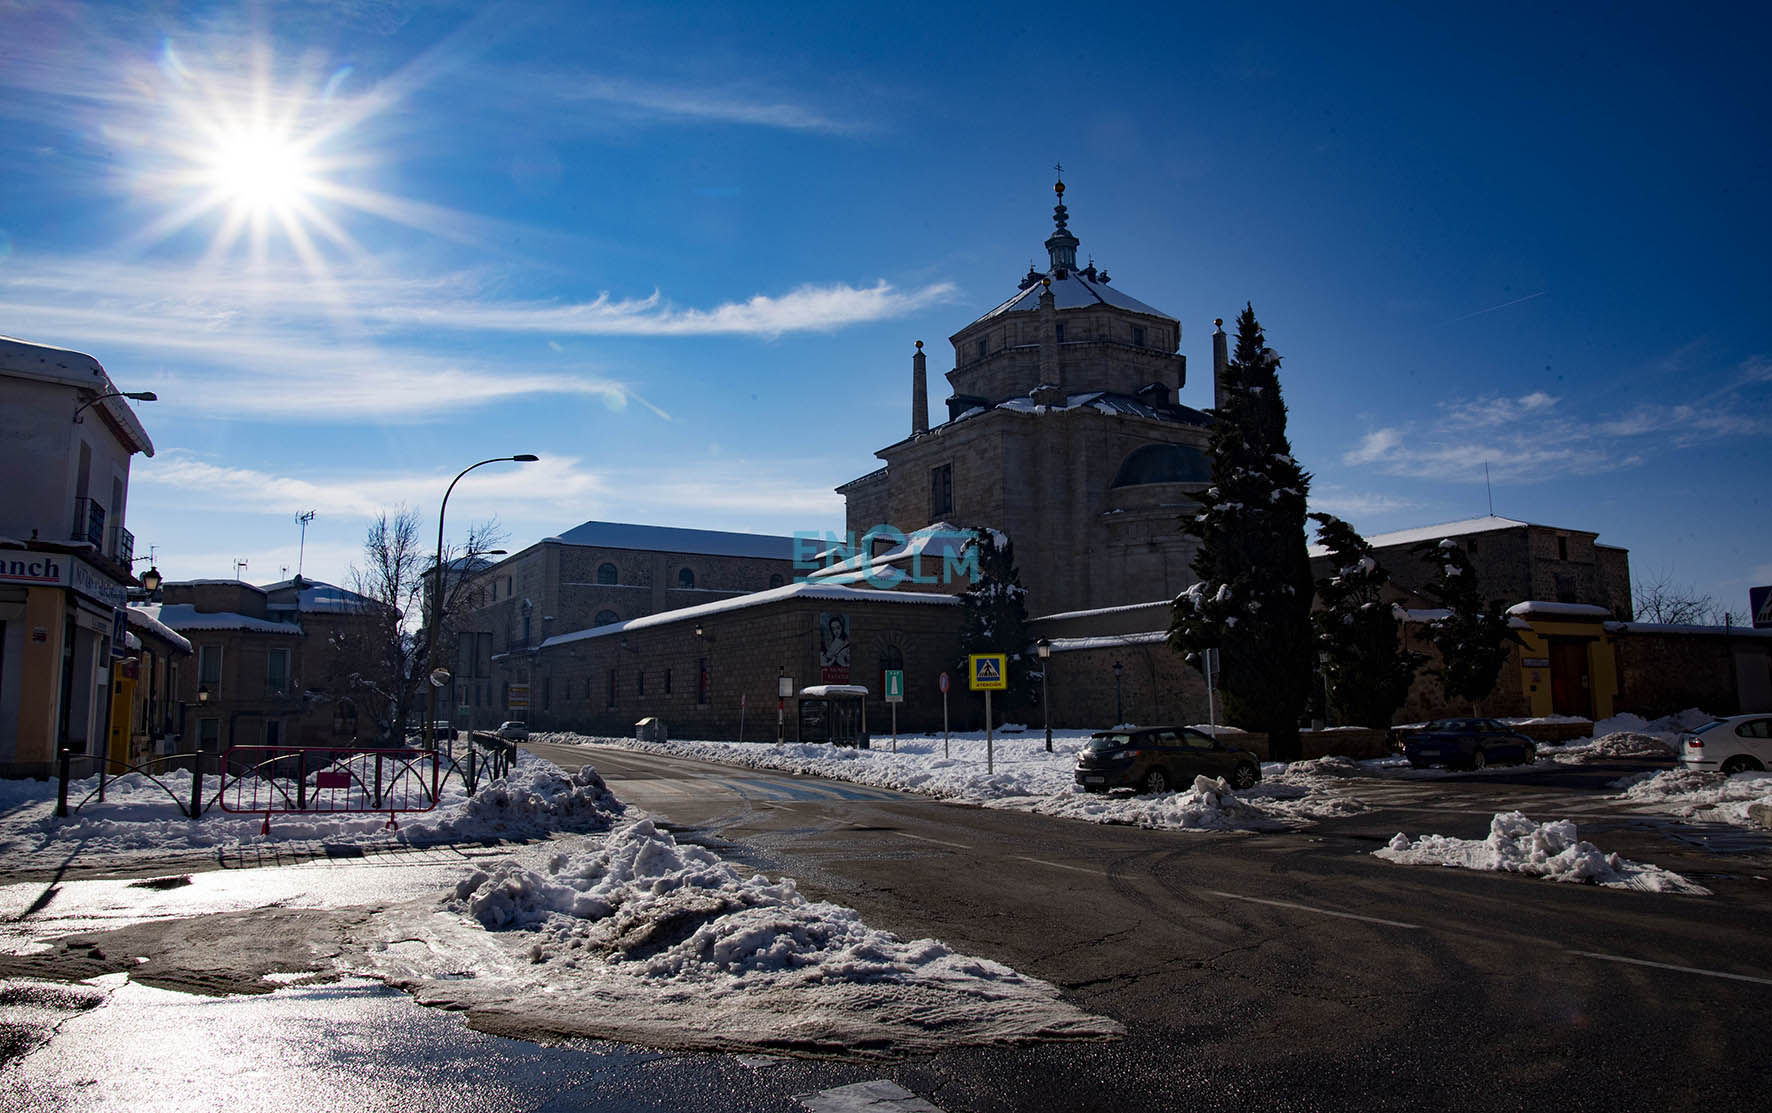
top-left (1112, 443), bottom-right (1211, 487)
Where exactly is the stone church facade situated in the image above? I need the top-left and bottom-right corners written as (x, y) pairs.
top-left (834, 179), bottom-right (1219, 616)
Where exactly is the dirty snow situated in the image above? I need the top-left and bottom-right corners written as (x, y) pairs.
top-left (1611, 768), bottom-right (1772, 827)
top-left (1543, 732), bottom-right (1677, 763)
top-left (543, 729), bottom-right (1357, 831)
top-left (1375, 811), bottom-right (1708, 894)
top-left (0, 751), bottom-right (624, 858)
top-left (353, 817), bottom-right (1120, 1057)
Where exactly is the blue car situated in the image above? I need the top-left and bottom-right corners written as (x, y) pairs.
top-left (1404, 718), bottom-right (1537, 770)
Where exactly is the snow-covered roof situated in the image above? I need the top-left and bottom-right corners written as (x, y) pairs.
top-left (1604, 620), bottom-right (1772, 638)
top-left (1307, 515), bottom-right (1531, 558)
top-left (803, 522), bottom-right (974, 585)
top-left (1033, 599), bottom-right (1170, 623)
top-left (552, 520), bottom-right (800, 561)
top-left (262, 578), bottom-right (379, 612)
top-left (1044, 631), bottom-right (1169, 653)
top-left (968, 270), bottom-right (1174, 327)
top-left (0, 334), bottom-right (155, 457)
top-left (539, 581), bottom-right (958, 650)
top-left (800, 684), bottom-right (870, 697)
top-left (124, 605), bottom-right (193, 653)
top-left (1507, 601), bottom-right (1611, 620)
top-left (946, 389), bottom-right (1209, 431)
top-left (139, 603), bottom-right (302, 635)
top-left (173, 579), bottom-right (269, 592)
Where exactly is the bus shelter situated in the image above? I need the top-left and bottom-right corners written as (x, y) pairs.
top-left (797, 684), bottom-right (870, 748)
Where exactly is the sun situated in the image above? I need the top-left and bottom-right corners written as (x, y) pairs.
top-left (202, 123), bottom-right (318, 217)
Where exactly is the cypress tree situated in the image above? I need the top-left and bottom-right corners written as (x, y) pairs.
top-left (1413, 538), bottom-right (1523, 712)
top-left (1170, 304), bottom-right (1315, 761)
top-left (1310, 513), bottom-right (1422, 729)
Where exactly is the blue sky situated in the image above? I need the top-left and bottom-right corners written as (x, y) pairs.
top-left (3, 1), bottom-right (1768, 616)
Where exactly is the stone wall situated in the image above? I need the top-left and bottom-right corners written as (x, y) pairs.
top-left (1613, 628), bottom-right (1772, 717)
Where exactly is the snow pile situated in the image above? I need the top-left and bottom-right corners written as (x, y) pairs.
top-left (996, 774), bottom-right (1313, 830)
top-left (1545, 731), bottom-right (1677, 763)
top-left (550, 731), bottom-right (1354, 832)
top-left (1613, 768), bottom-right (1772, 827)
top-left (0, 752), bottom-right (623, 856)
top-left (1375, 811), bottom-right (1708, 894)
top-left (1590, 708), bottom-right (1713, 739)
top-left (356, 819), bottom-right (1121, 1057)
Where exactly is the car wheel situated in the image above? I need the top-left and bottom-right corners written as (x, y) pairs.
top-left (1141, 768), bottom-right (1170, 794)
top-left (1521, 744), bottom-right (1537, 766)
top-left (1469, 749), bottom-right (1487, 771)
top-left (1720, 755), bottom-right (1765, 776)
top-left (1231, 763), bottom-right (1258, 790)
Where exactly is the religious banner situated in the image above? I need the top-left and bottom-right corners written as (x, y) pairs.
top-left (818, 612), bottom-right (851, 683)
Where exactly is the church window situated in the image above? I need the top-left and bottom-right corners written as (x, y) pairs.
top-left (678, 567), bottom-right (696, 589)
top-left (594, 609), bottom-right (619, 627)
top-left (664, 668), bottom-right (673, 694)
top-left (1054, 322), bottom-right (1066, 342)
top-left (1132, 325), bottom-right (1146, 347)
top-left (637, 670), bottom-right (645, 696)
top-left (606, 669), bottom-right (616, 709)
top-left (976, 337), bottom-right (988, 359)
top-left (931, 463), bottom-right (953, 517)
top-left (597, 562), bottom-right (618, 585)
top-left (769, 573), bottom-right (784, 588)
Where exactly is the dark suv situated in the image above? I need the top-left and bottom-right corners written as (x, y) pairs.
top-left (1075, 726), bottom-right (1262, 793)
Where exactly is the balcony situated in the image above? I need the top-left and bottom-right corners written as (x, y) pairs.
top-left (71, 496), bottom-right (106, 548)
top-left (111, 524), bottom-right (134, 569)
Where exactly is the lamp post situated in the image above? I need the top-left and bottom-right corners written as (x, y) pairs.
top-left (73, 390), bottom-right (156, 423)
top-left (426, 455), bottom-right (538, 750)
top-left (1112, 659), bottom-right (1124, 727)
top-left (1036, 637), bottom-right (1052, 751)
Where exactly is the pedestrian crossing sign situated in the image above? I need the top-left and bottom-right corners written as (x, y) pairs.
top-left (968, 654), bottom-right (1007, 691)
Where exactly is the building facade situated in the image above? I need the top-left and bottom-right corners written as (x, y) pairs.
top-left (0, 336), bottom-right (157, 777)
top-left (140, 577), bottom-right (387, 753)
top-left (834, 179), bottom-right (1216, 616)
top-left (445, 521), bottom-right (800, 730)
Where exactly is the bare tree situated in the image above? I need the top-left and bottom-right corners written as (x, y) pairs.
top-left (332, 508), bottom-right (506, 742)
top-left (1633, 567), bottom-right (1718, 626)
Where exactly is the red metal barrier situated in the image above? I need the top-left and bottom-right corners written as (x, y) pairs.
top-left (219, 746), bottom-right (441, 833)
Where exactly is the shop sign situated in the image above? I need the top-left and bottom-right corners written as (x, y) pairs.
top-left (71, 559), bottom-right (127, 608)
top-left (0, 551), bottom-right (68, 588)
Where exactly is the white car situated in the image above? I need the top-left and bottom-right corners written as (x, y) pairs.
top-left (495, 720), bottom-right (529, 741)
top-left (1679, 714), bottom-right (1772, 775)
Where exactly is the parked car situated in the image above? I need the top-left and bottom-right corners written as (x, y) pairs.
top-left (1075, 726), bottom-right (1261, 793)
top-left (495, 720), bottom-right (529, 741)
top-left (1678, 714), bottom-right (1772, 775)
top-left (1403, 718), bottom-right (1536, 769)
top-left (431, 720), bottom-right (457, 741)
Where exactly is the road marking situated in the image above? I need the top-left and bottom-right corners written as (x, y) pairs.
top-left (1013, 855), bottom-right (1105, 876)
top-left (893, 831), bottom-right (971, 849)
top-left (1568, 951), bottom-right (1772, 986)
top-left (1206, 890), bottom-right (1423, 929)
top-left (796, 1079), bottom-right (943, 1112)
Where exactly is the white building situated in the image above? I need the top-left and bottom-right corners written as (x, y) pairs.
top-left (0, 335), bottom-right (158, 777)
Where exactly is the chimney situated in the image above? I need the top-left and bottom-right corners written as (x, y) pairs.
top-left (1038, 279), bottom-right (1060, 390)
top-left (1211, 317), bottom-right (1228, 412)
top-left (911, 341), bottom-right (929, 434)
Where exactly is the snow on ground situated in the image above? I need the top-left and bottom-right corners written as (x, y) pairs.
top-left (1542, 732), bottom-right (1678, 763)
top-left (351, 815), bottom-right (1119, 1057)
top-left (1610, 768), bottom-right (1772, 827)
top-left (543, 729), bottom-right (1358, 830)
top-left (1375, 811), bottom-right (1709, 894)
top-left (0, 751), bottom-right (624, 858)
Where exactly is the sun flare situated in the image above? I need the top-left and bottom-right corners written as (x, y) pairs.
top-left (203, 124), bottom-right (316, 216)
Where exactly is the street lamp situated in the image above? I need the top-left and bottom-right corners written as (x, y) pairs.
top-left (426, 455), bottom-right (538, 749)
top-left (139, 566), bottom-right (162, 593)
top-left (1036, 637), bottom-right (1052, 751)
top-left (73, 390), bottom-right (156, 423)
top-left (1112, 660), bottom-right (1124, 727)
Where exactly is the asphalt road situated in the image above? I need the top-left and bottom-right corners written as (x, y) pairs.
top-left (526, 738), bottom-right (1772, 1113)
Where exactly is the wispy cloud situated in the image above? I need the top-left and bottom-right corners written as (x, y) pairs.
top-left (1341, 378), bottom-right (1771, 484)
top-left (1, 255), bottom-right (952, 419)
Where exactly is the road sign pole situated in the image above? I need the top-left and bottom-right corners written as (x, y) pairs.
top-left (985, 689), bottom-right (993, 775)
top-left (939, 671), bottom-right (951, 757)
top-left (891, 702), bottom-right (897, 752)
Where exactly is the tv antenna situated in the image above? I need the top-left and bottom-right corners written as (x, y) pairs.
top-left (234, 558), bottom-right (249, 581)
top-left (1483, 461), bottom-right (1495, 516)
top-left (296, 510), bottom-right (316, 576)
